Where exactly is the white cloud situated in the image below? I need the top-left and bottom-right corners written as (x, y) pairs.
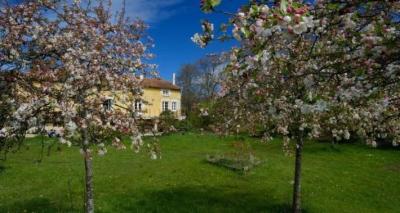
top-left (110, 0), bottom-right (184, 23)
top-left (3, 0), bottom-right (183, 23)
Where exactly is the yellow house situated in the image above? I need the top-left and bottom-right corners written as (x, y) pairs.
top-left (138, 77), bottom-right (182, 119)
top-left (104, 74), bottom-right (182, 120)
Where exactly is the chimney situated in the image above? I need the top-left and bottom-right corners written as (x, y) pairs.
top-left (172, 73), bottom-right (176, 85)
top-left (140, 74), bottom-right (144, 80)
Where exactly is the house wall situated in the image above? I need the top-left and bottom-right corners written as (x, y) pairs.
top-left (141, 88), bottom-right (181, 119)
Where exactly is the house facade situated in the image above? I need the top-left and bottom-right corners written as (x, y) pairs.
top-left (136, 76), bottom-right (182, 119)
top-left (102, 74), bottom-right (182, 120)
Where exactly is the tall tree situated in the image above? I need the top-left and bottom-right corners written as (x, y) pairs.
top-left (177, 53), bottom-right (226, 115)
top-left (0, 1), bottom-right (157, 212)
top-left (196, 53), bottom-right (226, 100)
top-left (177, 64), bottom-right (200, 114)
top-left (194, 0), bottom-right (399, 212)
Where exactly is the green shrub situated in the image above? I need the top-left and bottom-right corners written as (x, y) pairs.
top-left (175, 119), bottom-right (193, 132)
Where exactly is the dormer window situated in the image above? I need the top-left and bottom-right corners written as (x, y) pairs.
top-left (162, 89), bottom-right (170, 97)
top-left (103, 99), bottom-right (113, 111)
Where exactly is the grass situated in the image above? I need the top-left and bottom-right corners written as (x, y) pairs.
top-left (0, 132), bottom-right (399, 212)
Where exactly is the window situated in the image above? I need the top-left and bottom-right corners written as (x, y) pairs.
top-left (162, 101), bottom-right (169, 111)
top-left (103, 99), bottom-right (113, 111)
top-left (162, 89), bottom-right (170, 96)
top-left (172, 101), bottom-right (177, 111)
top-left (134, 100), bottom-right (142, 111)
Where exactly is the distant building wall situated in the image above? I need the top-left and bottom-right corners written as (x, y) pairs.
top-left (141, 87), bottom-right (181, 119)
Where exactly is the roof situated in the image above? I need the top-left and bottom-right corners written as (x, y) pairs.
top-left (140, 78), bottom-right (180, 90)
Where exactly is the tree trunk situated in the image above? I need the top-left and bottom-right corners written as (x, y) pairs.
top-left (292, 136), bottom-right (304, 213)
top-left (83, 128), bottom-right (94, 213)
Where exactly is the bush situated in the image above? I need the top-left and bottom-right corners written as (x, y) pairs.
top-left (159, 110), bottom-right (178, 133)
top-left (175, 119), bottom-right (193, 132)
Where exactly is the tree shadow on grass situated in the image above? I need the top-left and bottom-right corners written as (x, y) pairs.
top-left (304, 144), bottom-right (343, 154)
top-left (0, 164), bottom-right (6, 174)
top-left (0, 197), bottom-right (78, 213)
top-left (112, 186), bottom-right (308, 213)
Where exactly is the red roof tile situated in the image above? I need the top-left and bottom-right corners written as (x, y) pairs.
top-left (140, 78), bottom-right (180, 90)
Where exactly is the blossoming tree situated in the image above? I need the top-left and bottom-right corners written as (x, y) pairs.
top-left (0, 0), bottom-right (156, 212)
top-left (194, 0), bottom-right (399, 212)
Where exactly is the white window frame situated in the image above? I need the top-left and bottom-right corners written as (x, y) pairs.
top-left (103, 99), bottom-right (113, 111)
top-left (162, 89), bottom-right (170, 97)
top-left (134, 100), bottom-right (142, 111)
top-left (162, 101), bottom-right (169, 111)
top-left (171, 101), bottom-right (177, 112)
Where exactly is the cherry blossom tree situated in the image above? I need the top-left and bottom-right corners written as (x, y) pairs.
top-left (1, 0), bottom-right (156, 212)
top-left (194, 0), bottom-right (399, 212)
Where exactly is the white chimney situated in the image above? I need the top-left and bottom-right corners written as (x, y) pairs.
top-left (140, 74), bottom-right (144, 80)
top-left (172, 73), bottom-right (176, 85)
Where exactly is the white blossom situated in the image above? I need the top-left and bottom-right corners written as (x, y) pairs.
top-left (284, 16), bottom-right (292, 23)
top-left (191, 33), bottom-right (206, 48)
top-left (293, 22), bottom-right (307, 34)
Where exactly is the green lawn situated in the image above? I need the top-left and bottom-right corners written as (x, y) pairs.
top-left (0, 133), bottom-right (399, 212)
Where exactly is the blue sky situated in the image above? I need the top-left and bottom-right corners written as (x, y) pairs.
top-left (118, 0), bottom-right (247, 81)
top-left (139, 0), bottom-right (318, 80)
